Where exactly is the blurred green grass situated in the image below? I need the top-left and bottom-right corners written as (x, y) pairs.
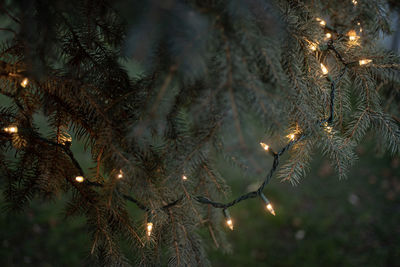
top-left (1, 141), bottom-right (399, 266)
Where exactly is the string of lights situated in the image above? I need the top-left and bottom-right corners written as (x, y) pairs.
top-left (192, 19), bottom-right (374, 229)
top-left (0, 17), bottom-right (374, 236)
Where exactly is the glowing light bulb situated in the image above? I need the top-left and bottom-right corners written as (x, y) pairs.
top-left (287, 133), bottom-right (296, 141)
top-left (260, 142), bottom-right (269, 151)
top-left (20, 78), bottom-right (29, 88)
top-left (226, 219), bottom-right (234, 230)
top-left (347, 30), bottom-right (359, 41)
top-left (325, 126), bottom-right (332, 133)
top-left (59, 133), bottom-right (72, 145)
top-left (75, 176), bottom-right (84, 183)
top-left (117, 170), bottom-right (123, 179)
top-left (352, 0), bottom-right (358, 5)
top-left (316, 18), bottom-right (326, 27)
top-left (146, 222), bottom-right (153, 236)
top-left (182, 175), bottom-right (187, 180)
top-left (3, 126), bottom-right (18, 133)
top-left (223, 209), bottom-right (234, 230)
top-left (325, 33), bottom-right (332, 39)
top-left (320, 63), bottom-right (328, 75)
top-left (354, 22), bottom-right (363, 32)
top-left (260, 193), bottom-right (276, 216)
top-left (322, 121), bottom-right (332, 133)
top-left (266, 203), bottom-right (276, 216)
top-left (309, 44), bottom-right (317, 51)
top-left (359, 59), bottom-right (372, 66)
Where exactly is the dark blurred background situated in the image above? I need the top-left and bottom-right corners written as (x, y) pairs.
top-left (0, 7), bottom-right (400, 267)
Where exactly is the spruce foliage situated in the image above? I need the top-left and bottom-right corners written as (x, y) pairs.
top-left (0, 0), bottom-right (399, 265)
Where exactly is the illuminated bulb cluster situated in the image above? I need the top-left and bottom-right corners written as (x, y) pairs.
top-left (309, 44), bottom-right (317, 52)
top-left (260, 142), bottom-right (269, 151)
top-left (352, 0), bottom-right (358, 6)
top-left (221, 193), bottom-right (277, 230)
top-left (322, 122), bottom-right (333, 134)
top-left (320, 63), bottom-right (328, 75)
top-left (3, 126), bottom-right (18, 133)
top-left (59, 133), bottom-right (72, 145)
top-left (359, 59), bottom-right (372, 66)
top-left (357, 22), bottom-right (363, 33)
top-left (20, 78), bottom-right (29, 88)
top-left (146, 222), bottom-right (153, 237)
top-left (288, 133), bottom-right (296, 141)
top-left (316, 18), bottom-right (326, 27)
top-left (325, 126), bottom-right (332, 134)
top-left (75, 175), bottom-right (84, 183)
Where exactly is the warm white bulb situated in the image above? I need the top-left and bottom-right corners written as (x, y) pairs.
top-left (260, 142), bottom-right (269, 151)
top-left (352, 0), bottom-right (358, 6)
top-left (315, 18), bottom-right (326, 26)
top-left (288, 134), bottom-right (296, 141)
top-left (359, 59), bottom-right (372, 66)
top-left (309, 44), bottom-right (317, 51)
top-left (325, 126), bottom-right (333, 133)
top-left (226, 219), bottom-right (234, 230)
top-left (320, 63), bottom-right (328, 75)
top-left (347, 30), bottom-right (359, 41)
top-left (182, 175), bottom-right (187, 180)
top-left (147, 222), bottom-right (153, 236)
top-left (3, 126), bottom-right (18, 133)
top-left (266, 203), bottom-right (276, 216)
top-left (325, 33), bottom-right (332, 39)
top-left (75, 176), bottom-right (84, 183)
top-left (20, 78), bottom-right (29, 88)
top-left (315, 18), bottom-right (326, 27)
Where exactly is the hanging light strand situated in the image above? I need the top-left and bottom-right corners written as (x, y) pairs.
top-left (194, 38), bottom-right (365, 227)
top-left (1, 20), bottom-right (374, 234)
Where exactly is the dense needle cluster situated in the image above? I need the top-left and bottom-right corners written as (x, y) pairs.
top-left (1, 0), bottom-right (400, 266)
